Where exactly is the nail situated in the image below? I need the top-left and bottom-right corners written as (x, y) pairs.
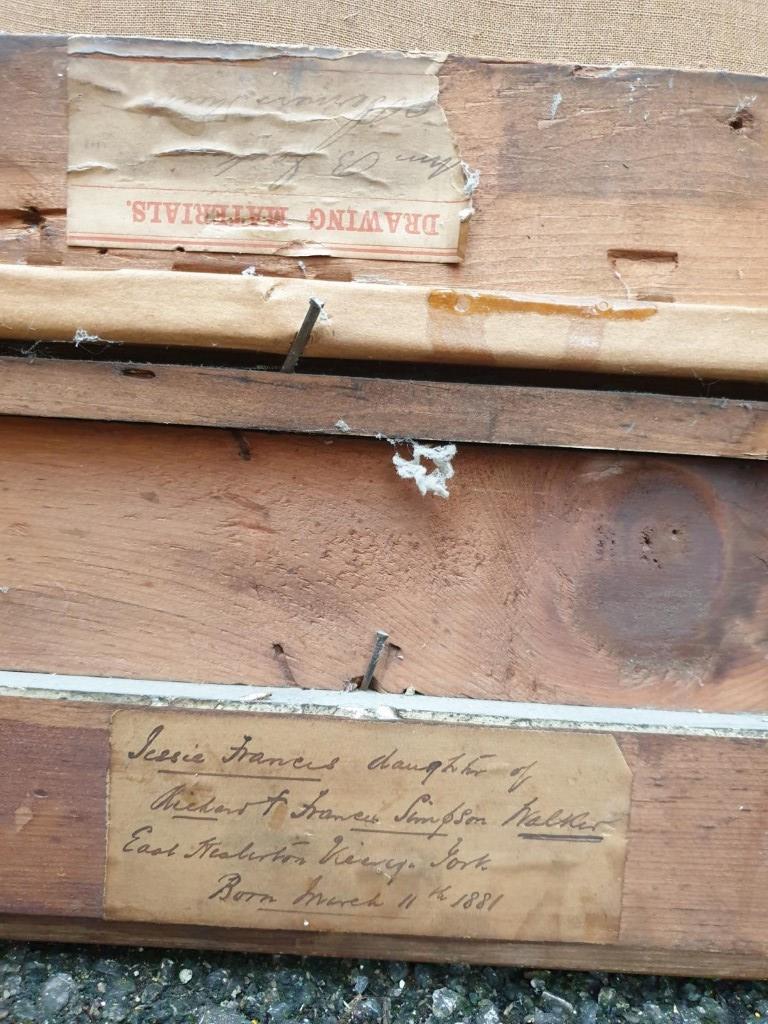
top-left (360, 630), bottom-right (390, 691)
top-left (280, 298), bottom-right (323, 372)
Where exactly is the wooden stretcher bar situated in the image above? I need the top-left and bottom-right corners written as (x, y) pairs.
top-left (1, 35), bottom-right (768, 379)
top-left (1, 266), bottom-right (768, 380)
top-left (1, 682), bottom-right (767, 978)
top-left (0, 355), bottom-right (766, 459)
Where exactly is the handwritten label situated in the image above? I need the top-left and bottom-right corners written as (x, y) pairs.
top-left (67, 38), bottom-right (470, 262)
top-left (106, 710), bottom-right (631, 942)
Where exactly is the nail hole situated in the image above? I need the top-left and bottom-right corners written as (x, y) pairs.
top-left (33, 788), bottom-right (48, 798)
top-left (21, 206), bottom-right (44, 228)
top-left (728, 109), bottom-right (754, 132)
top-left (121, 367), bottom-right (156, 379)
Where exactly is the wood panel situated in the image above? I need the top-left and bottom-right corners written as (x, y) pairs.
top-left (1, 36), bottom-right (768, 308)
top-left (1, 416), bottom-right (767, 711)
top-left (0, 356), bottom-right (766, 459)
top-left (1, 694), bottom-right (767, 976)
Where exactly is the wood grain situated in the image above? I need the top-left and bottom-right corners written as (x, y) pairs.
top-left (1, 694), bottom-right (768, 975)
top-left (1, 37), bottom-right (768, 308)
top-left (2, 37), bottom-right (768, 378)
top-left (2, 915), bottom-right (767, 979)
top-left (1, 356), bottom-right (766, 459)
top-left (1, 416), bottom-right (767, 711)
top-left (4, 265), bottom-right (768, 380)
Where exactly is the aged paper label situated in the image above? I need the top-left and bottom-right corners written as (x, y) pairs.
top-left (106, 710), bottom-right (631, 943)
top-left (67, 37), bottom-right (470, 262)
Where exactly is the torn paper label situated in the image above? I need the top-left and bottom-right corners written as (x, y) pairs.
top-left (66, 37), bottom-right (471, 263)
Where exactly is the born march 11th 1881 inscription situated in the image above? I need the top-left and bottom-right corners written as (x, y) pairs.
top-left (105, 709), bottom-right (631, 943)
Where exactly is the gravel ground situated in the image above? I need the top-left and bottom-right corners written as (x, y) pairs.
top-left (1, 943), bottom-right (767, 1024)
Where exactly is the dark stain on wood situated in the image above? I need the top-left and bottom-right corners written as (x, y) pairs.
top-left (564, 459), bottom-right (768, 690)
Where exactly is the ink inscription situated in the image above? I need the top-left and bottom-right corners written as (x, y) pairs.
top-left (106, 712), bottom-right (631, 943)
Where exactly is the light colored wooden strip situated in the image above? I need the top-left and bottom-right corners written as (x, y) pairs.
top-left (0, 416), bottom-right (767, 711)
top-left (1, 356), bottom-right (766, 459)
top-left (1, 692), bottom-right (767, 975)
top-left (2, 265), bottom-right (768, 379)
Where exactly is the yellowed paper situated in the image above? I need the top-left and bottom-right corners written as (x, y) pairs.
top-left (67, 37), bottom-right (470, 262)
top-left (106, 710), bottom-right (631, 943)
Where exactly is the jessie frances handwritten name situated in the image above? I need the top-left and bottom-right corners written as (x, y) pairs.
top-left (106, 712), bottom-right (631, 943)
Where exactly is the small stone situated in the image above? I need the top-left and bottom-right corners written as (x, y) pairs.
top-left (94, 958), bottom-right (121, 977)
top-left (578, 1003), bottom-right (598, 1024)
top-left (475, 1005), bottom-right (501, 1024)
top-left (597, 986), bottom-right (617, 1009)
top-left (197, 1009), bottom-right (249, 1024)
top-left (682, 983), bottom-right (702, 1004)
top-left (265, 1002), bottom-right (292, 1023)
top-left (38, 973), bottom-right (76, 1017)
top-left (414, 964), bottom-right (433, 988)
top-left (156, 958), bottom-right (176, 984)
top-left (179, 968), bottom-right (193, 985)
top-left (353, 996), bottom-right (382, 1021)
top-left (388, 963), bottom-right (409, 983)
top-left (9, 997), bottom-right (37, 1023)
top-left (623, 1011), bottom-right (644, 1024)
top-left (205, 969), bottom-right (231, 1002)
top-left (533, 1012), bottom-right (564, 1024)
top-left (353, 974), bottom-right (369, 994)
top-left (140, 980), bottom-right (164, 1004)
top-left (696, 997), bottom-right (729, 1024)
top-left (541, 990), bottom-right (576, 1017)
top-left (101, 978), bottom-right (136, 1023)
top-left (3, 974), bottom-right (22, 998)
top-left (433, 987), bottom-right (462, 1020)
